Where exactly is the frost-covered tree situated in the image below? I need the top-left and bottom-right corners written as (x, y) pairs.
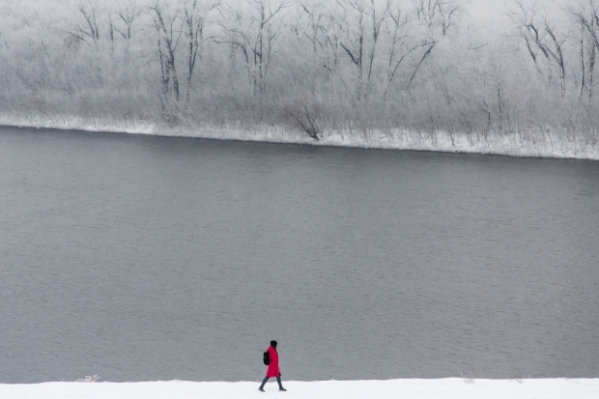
top-left (0, 0), bottom-right (597, 140)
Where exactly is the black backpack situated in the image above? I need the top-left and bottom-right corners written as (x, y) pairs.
top-left (263, 351), bottom-right (271, 365)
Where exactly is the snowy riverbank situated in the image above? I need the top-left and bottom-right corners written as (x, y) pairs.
top-left (1, 379), bottom-right (599, 399)
top-left (1, 115), bottom-right (599, 161)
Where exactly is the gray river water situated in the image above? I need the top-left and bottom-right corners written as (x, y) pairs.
top-left (1, 126), bottom-right (598, 383)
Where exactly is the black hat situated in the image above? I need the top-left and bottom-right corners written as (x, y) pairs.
top-left (270, 340), bottom-right (278, 347)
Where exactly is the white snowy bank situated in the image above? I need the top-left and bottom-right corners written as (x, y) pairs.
top-left (1, 379), bottom-right (598, 399)
top-left (1, 114), bottom-right (599, 161)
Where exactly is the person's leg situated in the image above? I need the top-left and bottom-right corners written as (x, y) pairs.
top-left (276, 376), bottom-right (286, 391)
top-left (258, 377), bottom-right (269, 391)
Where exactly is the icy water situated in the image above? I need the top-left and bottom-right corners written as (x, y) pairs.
top-left (1, 126), bottom-right (599, 383)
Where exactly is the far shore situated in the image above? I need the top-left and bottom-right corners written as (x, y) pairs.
top-left (1, 116), bottom-right (599, 162)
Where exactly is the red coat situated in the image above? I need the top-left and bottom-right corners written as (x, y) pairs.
top-left (265, 346), bottom-right (281, 377)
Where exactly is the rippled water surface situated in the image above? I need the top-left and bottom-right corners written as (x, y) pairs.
top-left (1, 126), bottom-right (598, 383)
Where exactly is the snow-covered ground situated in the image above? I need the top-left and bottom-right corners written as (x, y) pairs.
top-left (1, 115), bottom-right (598, 161)
top-left (1, 379), bottom-right (598, 399)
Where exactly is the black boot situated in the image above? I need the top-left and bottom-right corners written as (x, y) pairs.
top-left (259, 377), bottom-right (269, 392)
top-left (277, 376), bottom-right (286, 391)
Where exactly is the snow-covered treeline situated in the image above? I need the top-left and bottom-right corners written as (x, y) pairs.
top-left (0, 0), bottom-right (598, 145)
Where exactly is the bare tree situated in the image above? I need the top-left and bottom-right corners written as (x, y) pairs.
top-left (111, 5), bottom-right (143, 61)
top-left (414, 0), bottom-right (458, 36)
top-left (183, 0), bottom-right (220, 102)
top-left (283, 92), bottom-right (323, 140)
top-left (218, 0), bottom-right (291, 97)
top-left (511, 1), bottom-right (568, 98)
top-left (73, 1), bottom-right (102, 47)
top-left (408, 0), bottom-right (459, 89)
top-left (296, 0), bottom-right (339, 73)
top-left (335, 0), bottom-right (366, 89)
top-left (297, 0), bottom-right (327, 56)
top-left (152, 3), bottom-right (183, 104)
top-left (115, 5), bottom-right (143, 41)
top-left (383, 0), bottom-right (421, 97)
top-left (334, 0), bottom-right (388, 99)
top-left (570, 0), bottom-right (599, 99)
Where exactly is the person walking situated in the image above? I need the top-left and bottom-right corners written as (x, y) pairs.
top-left (259, 340), bottom-right (286, 392)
